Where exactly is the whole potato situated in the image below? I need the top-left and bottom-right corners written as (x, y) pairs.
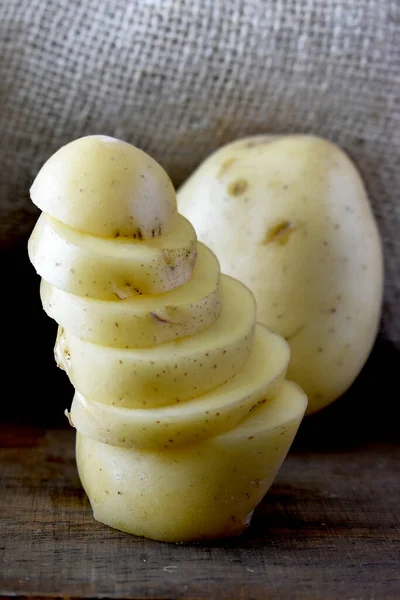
top-left (178, 135), bottom-right (383, 414)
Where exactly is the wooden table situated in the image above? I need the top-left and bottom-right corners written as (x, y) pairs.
top-left (1, 410), bottom-right (398, 599)
top-left (1, 247), bottom-right (399, 599)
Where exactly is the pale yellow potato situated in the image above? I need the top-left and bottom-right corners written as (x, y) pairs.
top-left (178, 135), bottom-right (383, 414)
top-left (28, 213), bottom-right (197, 299)
top-left (70, 325), bottom-right (289, 449)
top-left (76, 380), bottom-right (307, 542)
top-left (28, 135), bottom-right (309, 543)
top-left (30, 135), bottom-right (177, 238)
top-left (40, 244), bottom-right (221, 348)
top-left (55, 276), bottom-right (256, 408)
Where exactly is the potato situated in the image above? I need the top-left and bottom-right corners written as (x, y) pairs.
top-left (76, 380), bottom-right (307, 542)
top-left (70, 325), bottom-right (289, 449)
top-left (28, 135), bottom-right (308, 543)
top-left (30, 135), bottom-right (177, 238)
top-left (28, 213), bottom-right (197, 299)
top-left (40, 244), bottom-right (221, 348)
top-left (178, 135), bottom-right (383, 414)
top-left (55, 276), bottom-right (256, 408)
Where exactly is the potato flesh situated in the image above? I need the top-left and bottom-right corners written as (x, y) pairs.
top-left (28, 136), bottom-right (308, 542)
top-left (70, 325), bottom-right (290, 449)
top-left (40, 243), bottom-right (221, 348)
top-left (28, 213), bottom-right (197, 299)
top-left (76, 381), bottom-right (307, 542)
top-left (178, 134), bottom-right (383, 414)
top-left (30, 135), bottom-right (177, 238)
top-left (55, 276), bottom-right (256, 408)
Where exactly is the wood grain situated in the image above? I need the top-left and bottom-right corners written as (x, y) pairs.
top-left (2, 246), bottom-right (399, 599)
top-left (0, 422), bottom-right (398, 600)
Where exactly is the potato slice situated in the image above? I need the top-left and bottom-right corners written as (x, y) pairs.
top-left (28, 213), bottom-right (197, 299)
top-left (56, 276), bottom-right (256, 408)
top-left (40, 244), bottom-right (221, 348)
top-left (30, 135), bottom-right (177, 239)
top-left (76, 381), bottom-right (307, 542)
top-left (70, 325), bottom-right (289, 448)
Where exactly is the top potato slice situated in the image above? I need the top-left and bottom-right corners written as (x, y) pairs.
top-left (30, 135), bottom-right (177, 239)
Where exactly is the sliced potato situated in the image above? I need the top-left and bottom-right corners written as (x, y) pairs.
top-left (76, 381), bottom-right (307, 542)
top-left (28, 135), bottom-right (308, 544)
top-left (55, 276), bottom-right (256, 408)
top-left (40, 243), bottom-right (221, 348)
top-left (28, 213), bottom-right (197, 299)
top-left (30, 135), bottom-right (177, 239)
top-left (70, 325), bottom-right (289, 448)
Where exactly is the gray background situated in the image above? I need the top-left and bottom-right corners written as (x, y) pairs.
top-left (0, 0), bottom-right (398, 346)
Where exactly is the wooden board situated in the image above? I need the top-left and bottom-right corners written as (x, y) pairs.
top-left (0, 421), bottom-right (398, 600)
top-left (1, 246), bottom-right (399, 598)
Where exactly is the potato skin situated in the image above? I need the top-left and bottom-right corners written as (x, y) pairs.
top-left (30, 135), bottom-right (177, 238)
top-left (178, 135), bottom-right (384, 414)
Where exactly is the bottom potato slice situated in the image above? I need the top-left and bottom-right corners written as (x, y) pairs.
top-left (76, 381), bottom-right (307, 542)
top-left (70, 325), bottom-right (289, 449)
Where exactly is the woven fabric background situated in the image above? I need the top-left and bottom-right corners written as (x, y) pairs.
top-left (0, 0), bottom-right (399, 346)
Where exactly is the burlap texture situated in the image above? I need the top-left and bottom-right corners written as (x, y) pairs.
top-left (0, 0), bottom-right (398, 345)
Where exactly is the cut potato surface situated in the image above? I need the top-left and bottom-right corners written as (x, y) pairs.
top-left (70, 325), bottom-right (290, 448)
top-left (29, 213), bottom-right (197, 299)
top-left (40, 244), bottom-right (221, 348)
top-left (55, 276), bottom-right (256, 408)
top-left (76, 381), bottom-right (307, 542)
top-left (30, 135), bottom-right (177, 238)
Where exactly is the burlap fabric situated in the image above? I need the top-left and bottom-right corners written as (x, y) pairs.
top-left (0, 0), bottom-right (398, 346)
